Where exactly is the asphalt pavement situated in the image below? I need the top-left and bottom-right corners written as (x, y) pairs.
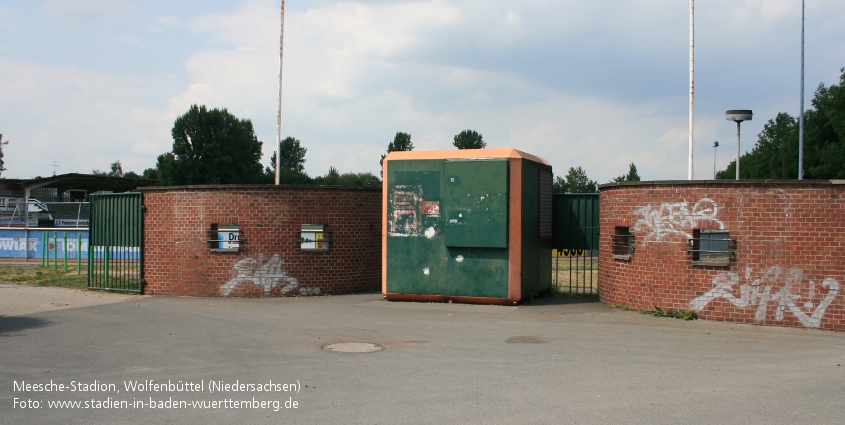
top-left (1, 283), bottom-right (843, 424)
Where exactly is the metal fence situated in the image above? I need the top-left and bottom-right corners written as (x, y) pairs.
top-left (551, 193), bottom-right (599, 295)
top-left (0, 201), bottom-right (90, 228)
top-left (88, 193), bottom-right (143, 293)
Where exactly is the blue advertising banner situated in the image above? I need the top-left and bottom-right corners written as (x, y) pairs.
top-left (0, 229), bottom-right (90, 259)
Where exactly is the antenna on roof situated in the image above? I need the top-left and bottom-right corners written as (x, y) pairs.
top-left (52, 161), bottom-right (61, 176)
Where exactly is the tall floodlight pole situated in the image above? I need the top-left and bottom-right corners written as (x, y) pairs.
top-left (274, 0), bottom-right (286, 185)
top-left (726, 110), bottom-right (752, 180)
top-left (798, 0), bottom-right (805, 180)
top-left (688, 0), bottom-right (695, 180)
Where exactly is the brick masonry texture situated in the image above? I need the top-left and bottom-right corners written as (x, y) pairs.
top-left (139, 185), bottom-right (381, 297)
top-left (599, 181), bottom-right (845, 331)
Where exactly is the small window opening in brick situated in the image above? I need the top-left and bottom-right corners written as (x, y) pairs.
top-left (611, 226), bottom-right (633, 261)
top-left (690, 229), bottom-right (732, 266)
top-left (300, 224), bottom-right (332, 252)
top-left (207, 223), bottom-right (243, 252)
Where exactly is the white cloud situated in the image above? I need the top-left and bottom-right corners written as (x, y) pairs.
top-left (2, 0), bottom-right (845, 185)
top-left (42, 0), bottom-right (139, 25)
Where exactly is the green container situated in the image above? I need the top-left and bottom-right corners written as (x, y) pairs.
top-left (383, 149), bottom-right (553, 305)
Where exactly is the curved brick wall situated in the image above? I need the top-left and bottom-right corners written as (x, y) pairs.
top-left (599, 180), bottom-right (845, 330)
top-left (139, 185), bottom-right (381, 297)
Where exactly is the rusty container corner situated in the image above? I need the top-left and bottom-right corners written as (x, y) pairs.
top-left (381, 148), bottom-right (553, 305)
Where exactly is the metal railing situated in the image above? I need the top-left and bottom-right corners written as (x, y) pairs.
top-left (552, 194), bottom-right (599, 295)
top-left (1, 201), bottom-right (90, 228)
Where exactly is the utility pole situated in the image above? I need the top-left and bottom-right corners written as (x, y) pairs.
top-left (688, 0), bottom-right (695, 180)
top-left (798, 0), bottom-right (805, 180)
top-left (275, 0), bottom-right (286, 185)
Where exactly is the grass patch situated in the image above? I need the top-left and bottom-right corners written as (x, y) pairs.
top-left (553, 259), bottom-right (598, 271)
top-left (0, 264), bottom-right (89, 289)
top-left (611, 304), bottom-right (698, 321)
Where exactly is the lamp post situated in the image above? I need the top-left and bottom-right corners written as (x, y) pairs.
top-left (712, 141), bottom-right (719, 179)
top-left (274, 0), bottom-right (286, 185)
top-left (726, 110), bottom-right (752, 180)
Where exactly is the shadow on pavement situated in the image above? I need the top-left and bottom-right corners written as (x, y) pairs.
top-left (0, 315), bottom-right (54, 336)
top-left (528, 294), bottom-right (601, 306)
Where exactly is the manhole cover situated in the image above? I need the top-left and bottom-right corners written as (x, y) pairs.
top-left (322, 342), bottom-right (384, 353)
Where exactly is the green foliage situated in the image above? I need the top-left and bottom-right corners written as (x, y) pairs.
top-left (380, 132), bottom-right (414, 167)
top-left (156, 105), bottom-right (265, 185)
top-left (554, 166), bottom-right (597, 193)
top-left (0, 134), bottom-right (7, 176)
top-left (453, 129), bottom-right (486, 149)
top-left (717, 67), bottom-right (845, 180)
top-left (337, 172), bottom-right (381, 187)
top-left (612, 163), bottom-right (641, 182)
top-left (317, 166), bottom-right (340, 185)
top-left (110, 160), bottom-right (123, 177)
top-left (278, 137), bottom-right (307, 172)
top-left (123, 171), bottom-right (141, 179)
top-left (92, 160), bottom-right (124, 177)
top-left (276, 168), bottom-right (313, 185)
top-left (141, 168), bottom-right (160, 181)
top-left (264, 137), bottom-right (310, 184)
top-left (611, 304), bottom-right (698, 321)
top-left (313, 167), bottom-right (380, 187)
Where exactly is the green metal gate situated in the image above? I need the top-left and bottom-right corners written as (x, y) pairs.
top-left (87, 193), bottom-right (143, 293)
top-left (551, 193), bottom-right (599, 295)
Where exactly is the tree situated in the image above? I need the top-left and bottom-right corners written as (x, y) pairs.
top-left (453, 129), bottom-right (486, 149)
top-left (316, 166), bottom-right (340, 185)
top-left (612, 163), bottom-right (641, 182)
top-left (110, 160), bottom-right (124, 177)
top-left (554, 166), bottom-right (597, 193)
top-left (142, 168), bottom-right (160, 181)
top-left (278, 137), bottom-right (307, 172)
top-left (380, 132), bottom-right (414, 167)
top-left (0, 134), bottom-right (8, 177)
top-left (123, 171), bottom-right (141, 179)
top-left (337, 172), bottom-right (381, 187)
top-left (156, 105), bottom-right (265, 185)
top-left (716, 67), bottom-right (845, 180)
top-left (92, 160), bottom-right (123, 177)
top-left (265, 137), bottom-right (310, 184)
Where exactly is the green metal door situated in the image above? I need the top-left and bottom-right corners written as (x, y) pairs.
top-left (88, 193), bottom-right (143, 293)
top-left (551, 193), bottom-right (599, 295)
top-left (443, 159), bottom-right (509, 248)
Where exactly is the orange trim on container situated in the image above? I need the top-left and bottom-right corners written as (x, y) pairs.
top-left (384, 148), bottom-right (550, 165)
top-left (507, 158), bottom-right (522, 303)
top-left (383, 293), bottom-right (519, 306)
top-left (381, 163), bottom-right (389, 295)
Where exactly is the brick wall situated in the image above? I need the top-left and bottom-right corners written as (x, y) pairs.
top-left (139, 185), bottom-right (382, 297)
top-left (599, 181), bottom-right (845, 331)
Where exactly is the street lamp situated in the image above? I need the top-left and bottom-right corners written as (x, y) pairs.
top-left (726, 110), bottom-right (752, 180)
top-left (712, 141), bottom-right (719, 179)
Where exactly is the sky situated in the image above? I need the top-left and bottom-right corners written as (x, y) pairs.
top-left (1, 0), bottom-right (844, 183)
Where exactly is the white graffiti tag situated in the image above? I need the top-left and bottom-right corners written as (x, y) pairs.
top-left (220, 254), bottom-right (318, 296)
top-left (690, 266), bottom-right (840, 328)
top-left (632, 198), bottom-right (723, 241)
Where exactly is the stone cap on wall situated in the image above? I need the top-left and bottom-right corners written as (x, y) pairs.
top-left (137, 184), bottom-right (382, 192)
top-left (599, 179), bottom-right (845, 190)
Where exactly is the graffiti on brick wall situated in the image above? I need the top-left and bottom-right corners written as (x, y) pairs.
top-left (690, 266), bottom-right (840, 329)
top-left (632, 198), bottom-right (723, 241)
top-left (219, 254), bottom-right (320, 296)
